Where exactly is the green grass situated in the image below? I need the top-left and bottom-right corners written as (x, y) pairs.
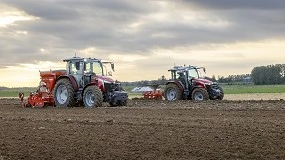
top-left (128, 93), bottom-right (144, 99)
top-left (1, 85), bottom-right (285, 98)
top-left (122, 86), bottom-right (135, 92)
top-left (222, 84), bottom-right (285, 94)
top-left (0, 87), bottom-right (37, 97)
top-left (125, 84), bottom-right (285, 97)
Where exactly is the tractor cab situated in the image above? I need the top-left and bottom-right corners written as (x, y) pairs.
top-left (64, 57), bottom-right (114, 87)
top-left (170, 65), bottom-right (203, 78)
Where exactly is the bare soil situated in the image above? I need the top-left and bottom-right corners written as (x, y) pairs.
top-left (224, 93), bottom-right (285, 100)
top-left (1, 98), bottom-right (285, 160)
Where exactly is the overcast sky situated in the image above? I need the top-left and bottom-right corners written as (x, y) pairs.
top-left (1, 0), bottom-right (285, 87)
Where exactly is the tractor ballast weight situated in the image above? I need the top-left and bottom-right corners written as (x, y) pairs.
top-left (20, 57), bottom-right (128, 108)
top-left (164, 65), bottom-right (224, 101)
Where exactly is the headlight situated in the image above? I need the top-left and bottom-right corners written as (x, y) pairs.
top-left (204, 82), bottom-right (213, 89)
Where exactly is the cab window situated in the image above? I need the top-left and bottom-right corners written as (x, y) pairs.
top-left (70, 61), bottom-right (83, 75)
top-left (92, 62), bottom-right (103, 75)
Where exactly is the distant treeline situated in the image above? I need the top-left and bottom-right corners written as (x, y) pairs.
top-left (121, 76), bottom-right (168, 87)
top-left (211, 74), bottom-right (251, 83)
top-left (251, 64), bottom-right (285, 85)
top-left (0, 86), bottom-right (8, 90)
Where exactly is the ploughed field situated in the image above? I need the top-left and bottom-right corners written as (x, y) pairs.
top-left (1, 98), bottom-right (285, 160)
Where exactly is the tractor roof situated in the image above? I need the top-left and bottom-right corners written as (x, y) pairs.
top-left (168, 65), bottom-right (199, 72)
top-left (63, 57), bottom-right (101, 63)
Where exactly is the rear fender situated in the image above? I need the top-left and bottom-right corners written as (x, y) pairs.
top-left (165, 81), bottom-right (184, 92)
top-left (56, 75), bottom-right (79, 92)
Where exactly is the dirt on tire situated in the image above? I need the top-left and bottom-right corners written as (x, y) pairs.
top-left (191, 88), bottom-right (209, 101)
top-left (83, 85), bottom-right (103, 108)
top-left (1, 98), bottom-right (285, 160)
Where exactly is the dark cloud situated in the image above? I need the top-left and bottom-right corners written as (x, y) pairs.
top-left (181, 0), bottom-right (285, 10)
top-left (2, 0), bottom-right (80, 21)
top-left (3, 0), bottom-right (154, 20)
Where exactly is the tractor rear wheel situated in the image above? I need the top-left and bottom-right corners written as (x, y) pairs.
top-left (164, 83), bottom-right (183, 101)
top-left (191, 88), bottom-right (209, 101)
top-left (53, 78), bottom-right (75, 107)
top-left (83, 86), bottom-right (103, 108)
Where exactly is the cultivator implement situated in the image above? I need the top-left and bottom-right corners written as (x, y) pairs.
top-left (132, 84), bottom-right (163, 100)
top-left (143, 84), bottom-right (163, 100)
top-left (19, 83), bottom-right (55, 108)
top-left (18, 70), bottom-right (65, 108)
top-left (143, 90), bottom-right (163, 100)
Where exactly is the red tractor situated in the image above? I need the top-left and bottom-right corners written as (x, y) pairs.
top-left (164, 65), bottom-right (224, 101)
top-left (20, 57), bottom-right (128, 108)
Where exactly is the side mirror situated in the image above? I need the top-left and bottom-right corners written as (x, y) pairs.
top-left (203, 67), bottom-right (206, 73)
top-left (111, 63), bottom-right (115, 71)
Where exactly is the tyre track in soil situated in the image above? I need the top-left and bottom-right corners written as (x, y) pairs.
top-left (1, 98), bottom-right (285, 160)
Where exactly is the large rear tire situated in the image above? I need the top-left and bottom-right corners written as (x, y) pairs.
top-left (53, 78), bottom-right (75, 107)
top-left (164, 83), bottom-right (183, 101)
top-left (83, 86), bottom-right (103, 108)
top-left (191, 88), bottom-right (209, 101)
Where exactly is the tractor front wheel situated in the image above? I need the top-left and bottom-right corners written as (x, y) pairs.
top-left (164, 83), bottom-right (183, 101)
top-left (217, 87), bottom-right (224, 100)
top-left (53, 78), bottom-right (75, 107)
top-left (191, 88), bottom-right (209, 101)
top-left (83, 86), bottom-right (103, 108)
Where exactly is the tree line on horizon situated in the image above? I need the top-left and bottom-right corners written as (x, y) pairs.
top-left (251, 64), bottom-right (285, 85)
top-left (121, 64), bottom-right (285, 86)
top-left (210, 74), bottom-right (251, 84)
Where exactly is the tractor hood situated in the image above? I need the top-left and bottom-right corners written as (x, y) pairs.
top-left (193, 78), bottom-right (214, 85)
top-left (95, 75), bottom-right (115, 83)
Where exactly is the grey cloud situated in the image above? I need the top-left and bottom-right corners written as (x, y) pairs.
top-left (2, 0), bottom-right (80, 21)
top-left (181, 0), bottom-right (285, 10)
top-left (63, 0), bottom-right (155, 13)
top-left (1, 0), bottom-right (285, 70)
top-left (3, 0), bottom-right (155, 20)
